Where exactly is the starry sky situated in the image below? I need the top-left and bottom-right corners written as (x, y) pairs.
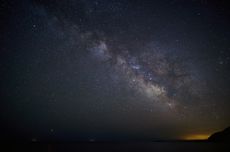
top-left (1, 0), bottom-right (230, 141)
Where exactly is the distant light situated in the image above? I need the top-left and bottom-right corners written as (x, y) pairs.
top-left (89, 138), bottom-right (95, 142)
top-left (32, 138), bottom-right (37, 142)
top-left (182, 134), bottom-right (210, 140)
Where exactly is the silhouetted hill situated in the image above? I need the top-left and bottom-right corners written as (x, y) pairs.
top-left (208, 127), bottom-right (230, 142)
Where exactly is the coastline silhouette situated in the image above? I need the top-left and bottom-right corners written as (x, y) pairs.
top-left (208, 127), bottom-right (230, 142)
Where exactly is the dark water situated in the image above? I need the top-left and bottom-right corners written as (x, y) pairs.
top-left (4, 142), bottom-right (229, 152)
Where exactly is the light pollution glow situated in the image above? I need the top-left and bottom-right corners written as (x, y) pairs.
top-left (182, 134), bottom-right (211, 140)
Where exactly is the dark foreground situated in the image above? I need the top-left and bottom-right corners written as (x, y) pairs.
top-left (2, 141), bottom-right (229, 152)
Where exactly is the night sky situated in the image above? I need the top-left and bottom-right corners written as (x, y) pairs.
top-left (1, 0), bottom-right (230, 141)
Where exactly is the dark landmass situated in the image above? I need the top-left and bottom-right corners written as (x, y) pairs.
top-left (208, 127), bottom-right (230, 142)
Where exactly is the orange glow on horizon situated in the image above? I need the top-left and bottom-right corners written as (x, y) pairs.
top-left (182, 134), bottom-right (211, 140)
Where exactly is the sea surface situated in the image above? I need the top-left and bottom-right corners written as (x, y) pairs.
top-left (3, 141), bottom-right (229, 152)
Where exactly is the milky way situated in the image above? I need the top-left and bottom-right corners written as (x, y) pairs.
top-left (1, 0), bottom-right (230, 141)
top-left (88, 37), bottom-right (206, 115)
